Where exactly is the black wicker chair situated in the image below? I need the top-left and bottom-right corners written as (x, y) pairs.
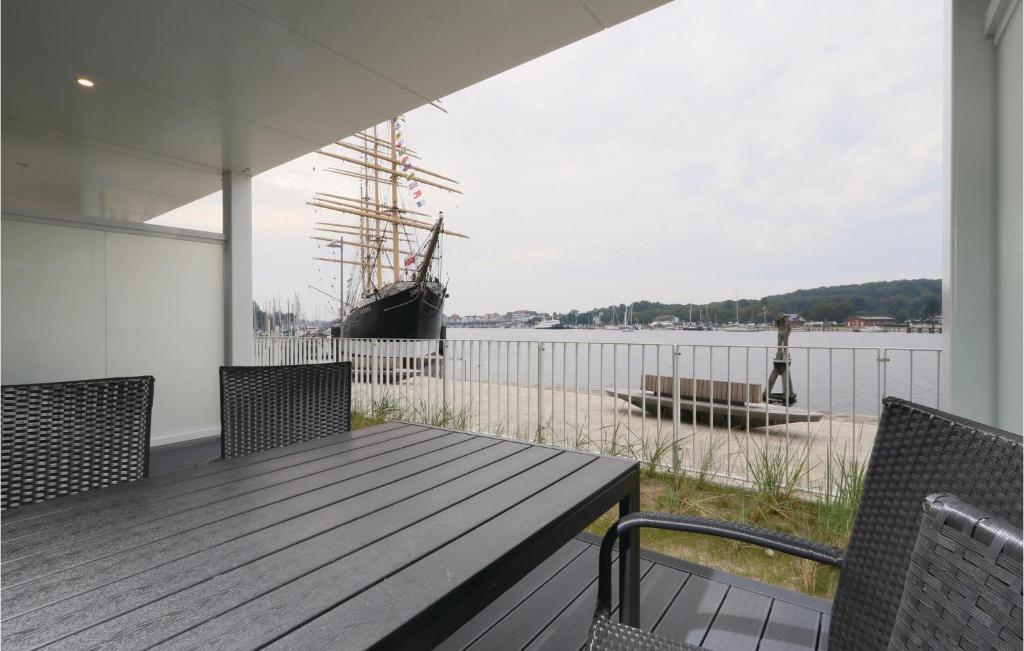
top-left (1, 376), bottom-right (155, 510)
top-left (219, 362), bottom-right (352, 459)
top-left (888, 493), bottom-right (1022, 651)
top-left (591, 398), bottom-right (1023, 650)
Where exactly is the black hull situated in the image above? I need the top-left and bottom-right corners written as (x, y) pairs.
top-left (342, 281), bottom-right (445, 339)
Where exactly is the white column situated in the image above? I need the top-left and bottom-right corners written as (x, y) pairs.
top-left (943, 0), bottom-right (1022, 432)
top-left (992, 2), bottom-right (1022, 433)
top-left (223, 171), bottom-right (254, 365)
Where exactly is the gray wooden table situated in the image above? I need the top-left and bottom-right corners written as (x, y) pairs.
top-left (1, 421), bottom-right (639, 649)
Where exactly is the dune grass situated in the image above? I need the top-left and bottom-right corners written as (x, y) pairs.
top-left (586, 452), bottom-right (864, 599)
top-left (351, 410), bottom-right (387, 431)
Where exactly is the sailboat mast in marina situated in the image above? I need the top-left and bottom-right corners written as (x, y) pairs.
top-left (310, 116), bottom-right (468, 339)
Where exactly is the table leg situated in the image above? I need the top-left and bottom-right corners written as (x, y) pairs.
top-left (618, 470), bottom-right (641, 626)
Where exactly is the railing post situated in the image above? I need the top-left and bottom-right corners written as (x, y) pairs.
top-left (878, 347), bottom-right (889, 416)
top-left (370, 339), bottom-right (378, 408)
top-left (441, 339), bottom-right (449, 412)
top-left (671, 345), bottom-right (681, 473)
top-left (537, 343), bottom-right (545, 440)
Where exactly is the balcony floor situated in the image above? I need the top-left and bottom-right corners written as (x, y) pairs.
top-left (149, 437), bottom-right (831, 650)
top-left (149, 435), bottom-right (221, 475)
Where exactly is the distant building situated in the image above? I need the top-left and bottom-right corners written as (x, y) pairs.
top-left (846, 316), bottom-right (896, 328)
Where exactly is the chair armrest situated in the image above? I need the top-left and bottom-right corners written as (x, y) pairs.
top-left (596, 511), bottom-right (843, 615)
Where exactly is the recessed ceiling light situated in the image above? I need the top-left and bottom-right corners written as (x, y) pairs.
top-left (76, 77), bottom-right (95, 88)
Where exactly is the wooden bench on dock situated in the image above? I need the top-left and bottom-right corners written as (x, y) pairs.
top-left (643, 375), bottom-right (762, 405)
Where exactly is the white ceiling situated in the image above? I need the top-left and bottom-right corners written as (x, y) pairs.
top-left (2, 0), bottom-right (667, 223)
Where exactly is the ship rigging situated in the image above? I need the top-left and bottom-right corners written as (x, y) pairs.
top-left (310, 116), bottom-right (466, 339)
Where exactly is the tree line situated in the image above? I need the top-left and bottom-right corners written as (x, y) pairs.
top-left (559, 279), bottom-right (941, 326)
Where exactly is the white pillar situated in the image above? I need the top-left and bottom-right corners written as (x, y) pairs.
top-left (992, 3), bottom-right (1023, 433)
top-left (943, 0), bottom-right (1022, 432)
top-left (223, 171), bottom-right (254, 365)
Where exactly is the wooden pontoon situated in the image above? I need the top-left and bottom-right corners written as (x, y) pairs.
top-left (607, 374), bottom-right (823, 427)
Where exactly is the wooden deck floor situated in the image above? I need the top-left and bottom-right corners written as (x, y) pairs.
top-left (438, 532), bottom-right (831, 650)
top-left (148, 436), bottom-right (831, 650)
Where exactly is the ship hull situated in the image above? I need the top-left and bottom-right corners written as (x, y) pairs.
top-left (342, 281), bottom-right (445, 339)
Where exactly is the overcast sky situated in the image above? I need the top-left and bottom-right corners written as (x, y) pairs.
top-left (152, 0), bottom-right (943, 319)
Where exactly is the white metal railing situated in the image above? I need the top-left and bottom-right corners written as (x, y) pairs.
top-left (254, 336), bottom-right (941, 497)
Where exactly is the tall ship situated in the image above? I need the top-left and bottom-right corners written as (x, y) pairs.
top-left (310, 116), bottom-right (467, 339)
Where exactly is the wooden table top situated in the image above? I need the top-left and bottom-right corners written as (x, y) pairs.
top-left (1, 421), bottom-right (638, 650)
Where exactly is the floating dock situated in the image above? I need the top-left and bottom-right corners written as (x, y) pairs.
top-left (606, 389), bottom-right (824, 428)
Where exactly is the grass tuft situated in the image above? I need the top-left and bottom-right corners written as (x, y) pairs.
top-left (356, 391), bottom-right (473, 432)
top-left (745, 436), bottom-right (810, 500)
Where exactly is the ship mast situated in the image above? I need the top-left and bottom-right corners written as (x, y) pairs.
top-left (416, 217), bottom-right (444, 286)
top-left (390, 118), bottom-right (400, 283)
top-left (312, 116), bottom-right (467, 304)
top-left (372, 124), bottom-right (383, 289)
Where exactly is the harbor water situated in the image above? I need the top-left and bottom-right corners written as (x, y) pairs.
top-left (444, 328), bottom-right (943, 417)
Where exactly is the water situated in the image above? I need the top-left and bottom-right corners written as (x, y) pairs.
top-left (443, 328), bottom-right (943, 416)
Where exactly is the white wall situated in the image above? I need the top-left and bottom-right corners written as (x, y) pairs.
top-left (994, 3), bottom-right (1022, 432)
top-left (944, 0), bottom-right (1023, 433)
top-left (2, 216), bottom-right (224, 445)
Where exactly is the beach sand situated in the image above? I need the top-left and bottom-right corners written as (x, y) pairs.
top-left (351, 376), bottom-right (875, 495)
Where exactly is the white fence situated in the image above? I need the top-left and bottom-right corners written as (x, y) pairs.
top-left (254, 336), bottom-right (942, 497)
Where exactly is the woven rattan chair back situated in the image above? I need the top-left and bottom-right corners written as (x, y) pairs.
top-left (1, 376), bottom-right (155, 510)
top-left (888, 493), bottom-right (1023, 650)
top-left (830, 398), bottom-right (1023, 650)
top-left (220, 362), bottom-right (352, 459)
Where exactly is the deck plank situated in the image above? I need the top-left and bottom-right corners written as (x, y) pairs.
top-left (148, 436), bottom-right (221, 476)
top-left (652, 574), bottom-right (730, 645)
top-left (466, 546), bottom-right (603, 649)
top-left (439, 534), bottom-right (829, 651)
top-left (525, 560), bottom-right (660, 651)
top-left (524, 565), bottom-right (605, 650)
top-left (758, 600), bottom-right (823, 651)
top-left (700, 586), bottom-right (773, 650)
top-left (635, 563), bottom-right (692, 631)
top-left (818, 613), bottom-right (831, 650)
top-left (562, 561), bottom-right (686, 651)
top-left (435, 538), bottom-right (591, 650)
